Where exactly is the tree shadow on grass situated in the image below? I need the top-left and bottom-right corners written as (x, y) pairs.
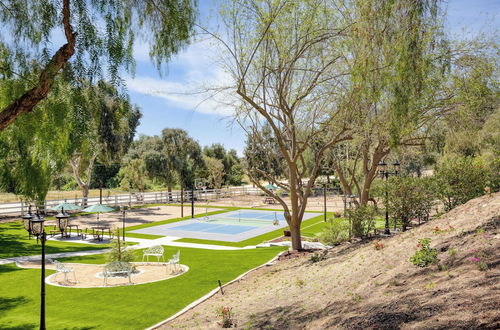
top-left (0, 296), bottom-right (31, 316)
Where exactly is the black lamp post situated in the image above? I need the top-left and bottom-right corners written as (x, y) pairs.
top-left (28, 212), bottom-right (47, 330)
top-left (378, 160), bottom-right (400, 235)
top-left (22, 205), bottom-right (33, 239)
top-left (341, 194), bottom-right (347, 216)
top-left (55, 207), bottom-right (69, 238)
top-left (323, 183), bottom-right (327, 222)
top-left (121, 205), bottom-right (127, 241)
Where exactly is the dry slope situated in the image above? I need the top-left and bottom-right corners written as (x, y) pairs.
top-left (163, 193), bottom-right (500, 329)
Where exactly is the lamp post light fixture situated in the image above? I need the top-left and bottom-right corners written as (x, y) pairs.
top-left (55, 207), bottom-right (70, 238)
top-left (22, 205), bottom-right (33, 239)
top-left (378, 160), bottom-right (400, 235)
top-left (26, 212), bottom-right (47, 330)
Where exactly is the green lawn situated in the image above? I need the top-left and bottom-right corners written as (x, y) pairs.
top-left (0, 246), bottom-right (285, 329)
top-left (0, 221), bottom-right (109, 259)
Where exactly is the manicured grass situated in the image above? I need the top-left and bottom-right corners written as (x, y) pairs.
top-left (175, 214), bottom-right (325, 247)
top-left (0, 246), bottom-right (285, 329)
top-left (0, 221), bottom-right (109, 259)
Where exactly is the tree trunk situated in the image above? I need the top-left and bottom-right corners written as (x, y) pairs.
top-left (82, 185), bottom-right (89, 207)
top-left (290, 221), bottom-right (302, 251)
top-left (167, 182), bottom-right (173, 202)
top-left (288, 165), bottom-right (302, 251)
top-left (0, 0), bottom-right (76, 131)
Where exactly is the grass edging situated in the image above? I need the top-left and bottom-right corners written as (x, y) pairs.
top-left (146, 249), bottom-right (287, 329)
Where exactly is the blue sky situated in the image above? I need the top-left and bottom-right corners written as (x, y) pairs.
top-left (126, 0), bottom-right (499, 156)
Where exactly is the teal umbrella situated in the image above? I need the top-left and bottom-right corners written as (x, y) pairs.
top-left (82, 204), bottom-right (115, 224)
top-left (82, 204), bottom-right (115, 213)
top-left (51, 202), bottom-right (81, 211)
top-left (265, 184), bottom-right (278, 190)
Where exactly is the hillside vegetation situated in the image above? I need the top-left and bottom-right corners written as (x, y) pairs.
top-left (164, 193), bottom-right (500, 329)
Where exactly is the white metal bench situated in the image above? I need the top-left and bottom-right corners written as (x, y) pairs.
top-left (103, 261), bottom-right (132, 286)
top-left (142, 245), bottom-right (165, 263)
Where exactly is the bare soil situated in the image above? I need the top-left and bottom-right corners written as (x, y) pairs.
top-left (161, 193), bottom-right (500, 329)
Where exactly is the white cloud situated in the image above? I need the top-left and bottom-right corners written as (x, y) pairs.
top-left (128, 39), bottom-right (238, 116)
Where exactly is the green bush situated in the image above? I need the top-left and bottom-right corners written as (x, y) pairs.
top-left (107, 230), bottom-right (135, 264)
top-left (386, 176), bottom-right (435, 230)
top-left (347, 205), bottom-right (377, 237)
top-left (410, 238), bottom-right (438, 267)
top-left (319, 218), bottom-right (350, 245)
top-left (434, 155), bottom-right (490, 211)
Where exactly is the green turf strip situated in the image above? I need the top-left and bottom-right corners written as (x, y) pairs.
top-left (0, 246), bottom-right (285, 329)
top-left (0, 221), bottom-right (109, 259)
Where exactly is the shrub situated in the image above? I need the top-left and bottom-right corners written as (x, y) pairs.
top-left (373, 241), bottom-right (385, 250)
top-left (319, 218), bottom-right (350, 245)
top-left (217, 306), bottom-right (235, 328)
top-left (410, 238), bottom-right (438, 267)
top-left (386, 176), bottom-right (435, 231)
top-left (347, 205), bottom-right (377, 237)
top-left (107, 229), bottom-right (135, 264)
top-left (434, 155), bottom-right (490, 211)
top-left (310, 253), bottom-right (323, 263)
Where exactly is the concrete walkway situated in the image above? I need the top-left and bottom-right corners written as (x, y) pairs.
top-left (0, 233), bottom-right (257, 265)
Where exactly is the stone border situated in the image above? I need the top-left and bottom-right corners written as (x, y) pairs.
top-left (146, 250), bottom-right (287, 329)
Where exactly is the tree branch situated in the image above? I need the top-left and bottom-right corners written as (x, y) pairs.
top-left (0, 0), bottom-right (76, 131)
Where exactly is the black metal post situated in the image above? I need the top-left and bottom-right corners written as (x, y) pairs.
top-left (40, 231), bottom-right (46, 330)
top-left (122, 209), bottom-right (126, 241)
top-left (384, 172), bottom-right (390, 235)
top-left (323, 184), bottom-right (327, 222)
top-left (191, 186), bottom-right (195, 219)
top-left (99, 182), bottom-right (103, 205)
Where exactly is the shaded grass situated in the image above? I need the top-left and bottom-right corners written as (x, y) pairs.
top-left (0, 222), bottom-right (109, 259)
top-left (0, 246), bottom-right (285, 329)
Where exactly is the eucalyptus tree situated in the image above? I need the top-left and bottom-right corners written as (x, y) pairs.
top-left (203, 144), bottom-right (243, 185)
top-left (329, 0), bottom-right (452, 206)
top-left (162, 128), bottom-right (203, 217)
top-left (216, 0), bottom-right (353, 250)
top-left (0, 0), bottom-right (197, 131)
top-left (68, 81), bottom-right (141, 205)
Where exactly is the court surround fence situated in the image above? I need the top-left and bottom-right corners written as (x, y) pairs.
top-left (0, 187), bottom-right (264, 215)
top-left (0, 186), bottom-right (342, 216)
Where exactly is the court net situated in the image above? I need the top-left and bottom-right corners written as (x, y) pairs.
top-left (204, 216), bottom-right (281, 227)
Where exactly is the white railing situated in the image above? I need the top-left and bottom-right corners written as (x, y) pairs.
top-left (0, 187), bottom-right (263, 215)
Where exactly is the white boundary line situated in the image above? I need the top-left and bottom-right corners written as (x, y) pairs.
top-left (146, 249), bottom-right (287, 330)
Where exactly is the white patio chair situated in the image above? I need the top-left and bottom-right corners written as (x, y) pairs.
top-left (167, 250), bottom-right (181, 273)
top-left (53, 260), bottom-right (77, 284)
top-left (142, 245), bottom-right (165, 263)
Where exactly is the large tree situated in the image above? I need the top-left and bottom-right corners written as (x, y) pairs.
top-left (0, 0), bottom-right (196, 130)
top-left (68, 81), bottom-right (141, 205)
top-left (216, 0), bottom-right (352, 250)
top-left (329, 0), bottom-right (452, 206)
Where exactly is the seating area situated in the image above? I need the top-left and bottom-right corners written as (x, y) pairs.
top-left (103, 261), bottom-right (133, 286)
top-left (142, 245), bottom-right (165, 263)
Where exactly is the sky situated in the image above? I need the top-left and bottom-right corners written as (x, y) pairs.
top-left (126, 0), bottom-right (499, 156)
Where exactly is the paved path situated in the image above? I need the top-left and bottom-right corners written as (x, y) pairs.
top-left (0, 233), bottom-right (256, 265)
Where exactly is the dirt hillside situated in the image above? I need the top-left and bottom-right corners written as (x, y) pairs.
top-left (162, 193), bottom-right (500, 329)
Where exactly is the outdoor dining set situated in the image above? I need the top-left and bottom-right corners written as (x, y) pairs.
top-left (22, 201), bottom-right (117, 242)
